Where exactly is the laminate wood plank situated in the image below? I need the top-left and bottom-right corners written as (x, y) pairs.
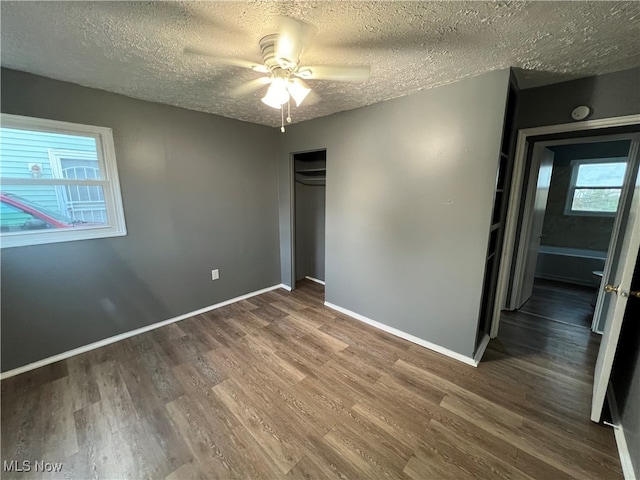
top-left (416, 420), bottom-right (535, 480)
top-left (210, 379), bottom-right (303, 474)
top-left (246, 362), bottom-right (338, 436)
top-left (404, 452), bottom-right (477, 480)
top-left (1, 387), bottom-right (44, 462)
top-left (165, 458), bottom-right (210, 480)
top-left (430, 406), bottom-right (519, 465)
top-left (164, 394), bottom-right (247, 478)
top-left (322, 425), bottom-right (397, 479)
top-left (65, 355), bottom-right (101, 413)
top-left (217, 368), bottom-right (329, 459)
top-left (221, 308), bottom-right (272, 335)
top-left (441, 393), bottom-right (622, 479)
top-left (520, 278), bottom-right (596, 328)
top-left (38, 376), bottom-right (79, 461)
top-left (238, 334), bottom-right (308, 384)
top-left (279, 314), bottom-right (349, 351)
top-left (323, 415), bottom-right (414, 477)
top-left (1, 279), bottom-right (622, 479)
top-left (91, 360), bottom-right (140, 433)
top-left (250, 304), bottom-right (290, 322)
top-left (290, 434), bottom-right (375, 480)
top-left (513, 448), bottom-right (577, 480)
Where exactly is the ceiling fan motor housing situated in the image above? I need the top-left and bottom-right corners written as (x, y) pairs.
top-left (260, 34), bottom-right (298, 72)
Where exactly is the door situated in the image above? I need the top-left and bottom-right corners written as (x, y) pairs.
top-left (515, 146), bottom-right (555, 308)
top-left (591, 138), bottom-right (640, 422)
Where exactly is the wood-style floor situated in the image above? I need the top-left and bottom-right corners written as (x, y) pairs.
top-left (1, 280), bottom-right (622, 479)
top-left (520, 278), bottom-right (597, 328)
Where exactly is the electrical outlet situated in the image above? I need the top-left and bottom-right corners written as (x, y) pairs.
top-left (211, 269), bottom-right (219, 281)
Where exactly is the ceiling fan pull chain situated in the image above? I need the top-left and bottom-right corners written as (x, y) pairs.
top-left (281, 105), bottom-right (285, 133)
top-left (287, 100), bottom-right (292, 123)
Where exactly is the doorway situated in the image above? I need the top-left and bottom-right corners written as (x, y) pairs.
top-left (513, 137), bottom-right (633, 331)
top-left (292, 149), bottom-right (326, 290)
top-left (491, 115), bottom-right (640, 424)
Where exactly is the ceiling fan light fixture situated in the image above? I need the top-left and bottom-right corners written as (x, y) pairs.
top-left (287, 78), bottom-right (311, 106)
top-left (261, 76), bottom-right (290, 109)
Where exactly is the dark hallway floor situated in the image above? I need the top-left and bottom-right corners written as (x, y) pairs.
top-left (519, 278), bottom-right (597, 329)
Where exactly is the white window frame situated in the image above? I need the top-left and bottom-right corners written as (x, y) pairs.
top-left (0, 113), bottom-right (127, 248)
top-left (563, 157), bottom-right (628, 218)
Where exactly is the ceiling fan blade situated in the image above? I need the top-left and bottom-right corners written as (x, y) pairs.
top-left (184, 46), bottom-right (269, 72)
top-left (275, 16), bottom-right (317, 70)
top-left (230, 77), bottom-right (272, 98)
top-left (303, 89), bottom-right (321, 106)
top-left (294, 65), bottom-right (371, 82)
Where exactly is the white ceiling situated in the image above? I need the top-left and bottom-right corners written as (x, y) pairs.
top-left (1, 1), bottom-right (639, 127)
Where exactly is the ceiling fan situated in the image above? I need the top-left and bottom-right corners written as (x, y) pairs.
top-left (184, 17), bottom-right (371, 132)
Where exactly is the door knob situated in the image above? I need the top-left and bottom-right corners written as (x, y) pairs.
top-left (631, 290), bottom-right (640, 299)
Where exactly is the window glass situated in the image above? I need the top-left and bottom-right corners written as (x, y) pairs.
top-left (0, 114), bottom-right (126, 247)
top-left (571, 188), bottom-right (622, 213)
top-left (566, 159), bottom-right (628, 216)
top-left (575, 162), bottom-right (626, 187)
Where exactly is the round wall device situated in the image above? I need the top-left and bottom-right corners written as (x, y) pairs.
top-left (571, 106), bottom-right (591, 121)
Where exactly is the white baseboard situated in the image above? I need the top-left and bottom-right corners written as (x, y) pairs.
top-left (607, 384), bottom-right (636, 480)
top-left (280, 283), bottom-right (293, 291)
top-left (305, 276), bottom-right (325, 285)
top-left (474, 334), bottom-right (491, 364)
top-left (1, 284), bottom-right (286, 380)
top-left (324, 301), bottom-right (478, 367)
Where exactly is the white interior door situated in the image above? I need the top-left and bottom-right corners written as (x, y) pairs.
top-left (515, 146), bottom-right (555, 308)
top-left (591, 138), bottom-right (640, 422)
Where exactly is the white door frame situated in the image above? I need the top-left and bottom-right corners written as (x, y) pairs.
top-left (490, 114), bottom-right (640, 338)
top-left (509, 133), bottom-right (637, 315)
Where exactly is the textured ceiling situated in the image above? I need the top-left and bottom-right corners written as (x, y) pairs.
top-left (1, 1), bottom-right (639, 127)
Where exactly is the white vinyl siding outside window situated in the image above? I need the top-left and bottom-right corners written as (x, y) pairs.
top-left (564, 158), bottom-right (628, 217)
top-left (0, 114), bottom-right (127, 248)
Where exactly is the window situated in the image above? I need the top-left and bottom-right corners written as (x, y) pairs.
top-left (564, 159), bottom-right (628, 216)
top-left (0, 114), bottom-right (126, 248)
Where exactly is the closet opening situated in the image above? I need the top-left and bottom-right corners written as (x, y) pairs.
top-left (292, 149), bottom-right (326, 293)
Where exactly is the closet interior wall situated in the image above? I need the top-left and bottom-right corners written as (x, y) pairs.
top-left (294, 150), bottom-right (326, 283)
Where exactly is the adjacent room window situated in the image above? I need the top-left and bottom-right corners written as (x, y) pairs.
top-left (0, 114), bottom-right (127, 248)
top-left (564, 158), bottom-right (628, 217)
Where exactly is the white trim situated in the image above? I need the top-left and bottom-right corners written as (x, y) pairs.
top-left (491, 114), bottom-right (640, 338)
top-left (474, 334), bottom-right (491, 364)
top-left (0, 113), bottom-right (127, 249)
top-left (305, 276), bottom-right (325, 285)
top-left (0, 284), bottom-right (285, 380)
top-left (324, 301), bottom-right (478, 367)
top-left (280, 283), bottom-right (293, 291)
top-left (607, 384), bottom-right (636, 480)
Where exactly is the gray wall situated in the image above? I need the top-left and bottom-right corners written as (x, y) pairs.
top-left (1, 68), bottom-right (281, 371)
top-left (295, 183), bottom-right (325, 282)
top-left (517, 67), bottom-right (640, 129)
top-left (541, 141), bottom-right (631, 251)
top-left (611, 247), bottom-right (640, 478)
top-left (279, 69), bottom-right (510, 358)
